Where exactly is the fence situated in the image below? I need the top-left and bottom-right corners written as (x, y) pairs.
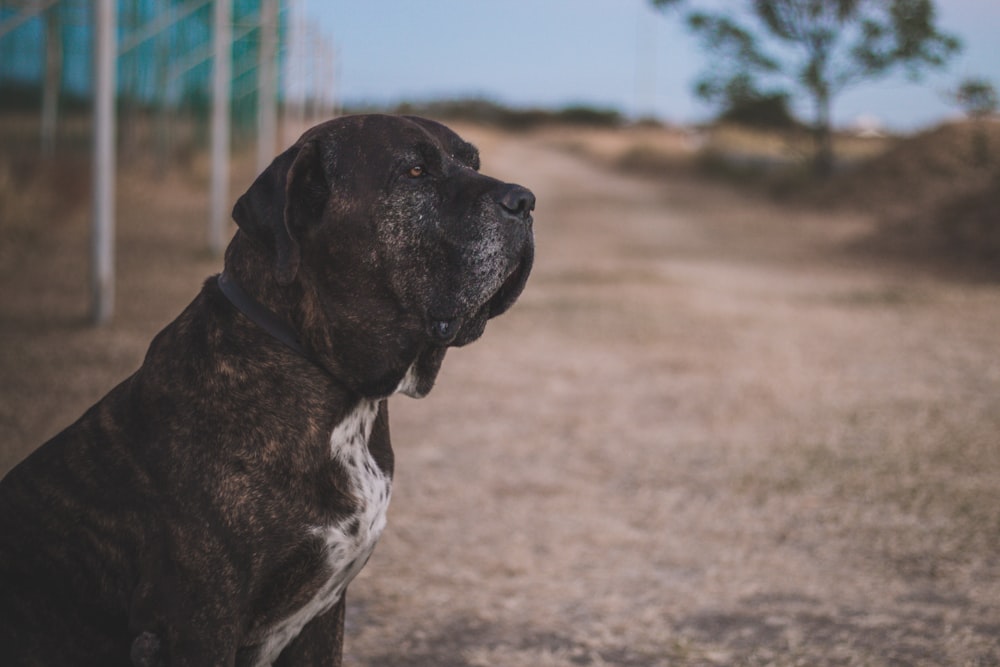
top-left (0, 0), bottom-right (339, 324)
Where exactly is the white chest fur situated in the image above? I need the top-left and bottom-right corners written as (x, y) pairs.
top-left (254, 400), bottom-right (391, 666)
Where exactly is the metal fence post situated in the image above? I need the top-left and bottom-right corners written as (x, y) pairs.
top-left (209, 0), bottom-right (231, 256)
top-left (92, 0), bottom-right (117, 325)
top-left (257, 0), bottom-right (278, 173)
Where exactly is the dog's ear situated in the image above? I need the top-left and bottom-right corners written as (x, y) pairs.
top-left (231, 139), bottom-right (328, 285)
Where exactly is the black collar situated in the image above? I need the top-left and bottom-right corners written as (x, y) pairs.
top-left (217, 271), bottom-right (306, 357)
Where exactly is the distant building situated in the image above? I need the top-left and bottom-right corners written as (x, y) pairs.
top-left (852, 113), bottom-right (886, 138)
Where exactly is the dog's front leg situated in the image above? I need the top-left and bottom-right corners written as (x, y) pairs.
top-left (129, 555), bottom-right (244, 667)
top-left (128, 622), bottom-right (239, 667)
top-left (273, 594), bottom-right (346, 667)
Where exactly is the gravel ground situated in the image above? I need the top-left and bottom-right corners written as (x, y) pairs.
top-left (2, 124), bottom-right (999, 666)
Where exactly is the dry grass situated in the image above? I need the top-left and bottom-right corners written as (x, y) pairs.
top-left (534, 122), bottom-right (891, 175)
top-left (818, 121), bottom-right (1000, 215)
top-left (825, 121), bottom-right (1000, 266)
top-left (548, 119), bottom-right (1000, 275)
top-left (2, 121), bottom-right (1000, 666)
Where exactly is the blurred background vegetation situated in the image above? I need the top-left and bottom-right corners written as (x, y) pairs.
top-left (1, 0), bottom-right (998, 281)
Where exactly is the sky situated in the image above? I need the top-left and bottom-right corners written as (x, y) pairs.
top-left (301, 0), bottom-right (1000, 132)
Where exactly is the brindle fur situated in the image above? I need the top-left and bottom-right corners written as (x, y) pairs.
top-left (0, 115), bottom-right (534, 666)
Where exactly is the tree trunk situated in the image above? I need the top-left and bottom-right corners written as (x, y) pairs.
top-left (812, 88), bottom-right (834, 178)
top-left (41, 6), bottom-right (62, 156)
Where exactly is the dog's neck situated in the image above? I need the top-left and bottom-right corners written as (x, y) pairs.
top-left (221, 232), bottom-right (424, 400)
top-left (220, 234), bottom-right (345, 384)
top-left (217, 271), bottom-right (305, 357)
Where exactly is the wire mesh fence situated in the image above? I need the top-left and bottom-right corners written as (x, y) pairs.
top-left (0, 0), bottom-right (339, 322)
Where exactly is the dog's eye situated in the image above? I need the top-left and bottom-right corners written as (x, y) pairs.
top-left (407, 166), bottom-right (425, 178)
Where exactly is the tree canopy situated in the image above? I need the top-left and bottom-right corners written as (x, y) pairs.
top-left (652, 0), bottom-right (961, 175)
top-left (954, 78), bottom-right (999, 119)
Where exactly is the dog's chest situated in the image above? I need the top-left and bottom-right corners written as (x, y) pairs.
top-left (254, 401), bottom-right (391, 666)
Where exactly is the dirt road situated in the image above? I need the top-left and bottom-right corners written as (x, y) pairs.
top-left (2, 127), bottom-right (999, 665)
top-left (347, 128), bottom-right (1000, 666)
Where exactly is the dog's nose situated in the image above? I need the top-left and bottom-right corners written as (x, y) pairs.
top-left (497, 184), bottom-right (535, 221)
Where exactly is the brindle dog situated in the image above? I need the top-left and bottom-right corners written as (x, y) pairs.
top-left (0, 115), bottom-right (534, 666)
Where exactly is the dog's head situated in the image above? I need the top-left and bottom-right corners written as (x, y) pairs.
top-left (231, 114), bottom-right (534, 398)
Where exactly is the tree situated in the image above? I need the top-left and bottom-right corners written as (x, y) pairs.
top-left (715, 80), bottom-right (799, 129)
top-left (652, 0), bottom-right (961, 176)
top-left (954, 78), bottom-right (998, 120)
top-left (952, 77), bottom-right (998, 166)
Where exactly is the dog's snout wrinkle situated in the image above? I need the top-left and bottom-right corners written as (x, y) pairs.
top-left (497, 184), bottom-right (535, 221)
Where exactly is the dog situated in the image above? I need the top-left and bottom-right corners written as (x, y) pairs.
top-left (0, 114), bottom-right (534, 666)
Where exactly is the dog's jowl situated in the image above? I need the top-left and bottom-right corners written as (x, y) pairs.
top-left (0, 115), bottom-right (534, 666)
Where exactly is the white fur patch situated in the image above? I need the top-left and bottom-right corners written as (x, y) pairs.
top-left (394, 361), bottom-right (425, 398)
top-left (253, 401), bottom-right (390, 666)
